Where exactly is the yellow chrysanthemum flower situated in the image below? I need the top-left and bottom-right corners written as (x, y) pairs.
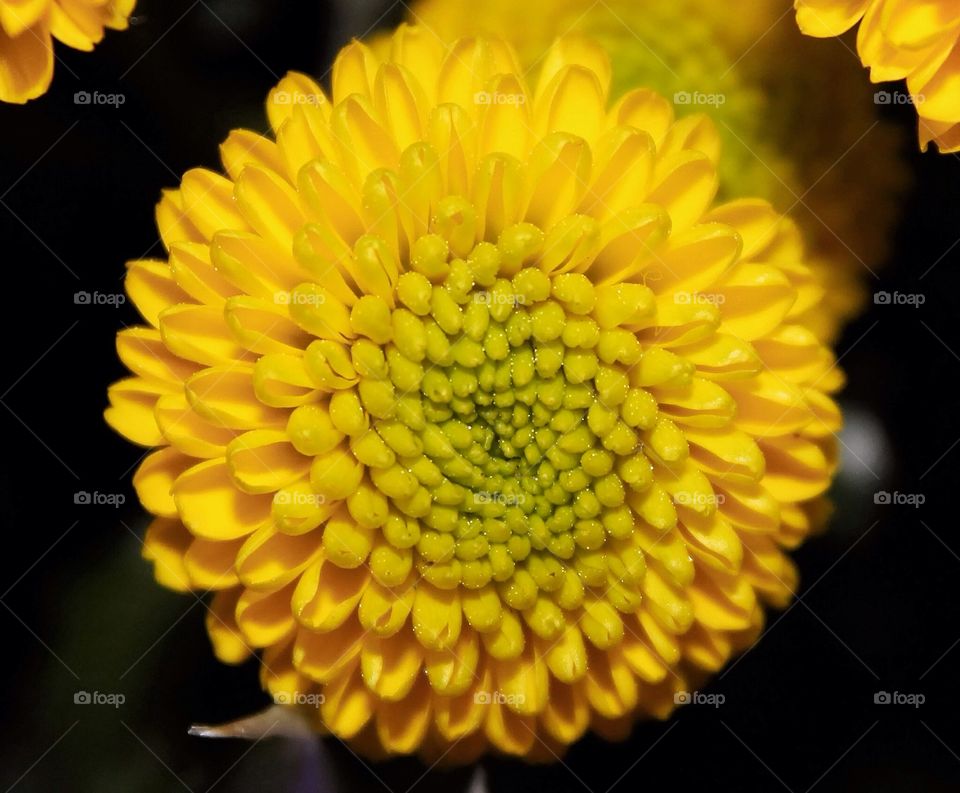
top-left (796, 0), bottom-right (960, 151)
top-left (404, 0), bottom-right (907, 341)
top-left (0, 0), bottom-right (134, 103)
top-left (108, 27), bottom-right (842, 762)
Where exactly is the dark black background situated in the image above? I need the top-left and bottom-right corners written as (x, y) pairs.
top-left (2, 1), bottom-right (960, 790)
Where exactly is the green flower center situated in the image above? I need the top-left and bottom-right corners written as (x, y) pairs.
top-left (305, 227), bottom-right (660, 609)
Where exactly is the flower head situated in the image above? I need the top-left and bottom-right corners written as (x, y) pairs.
top-left (404, 0), bottom-right (907, 341)
top-left (0, 0), bottom-right (134, 103)
top-left (109, 27), bottom-right (842, 762)
top-left (795, 0), bottom-right (960, 152)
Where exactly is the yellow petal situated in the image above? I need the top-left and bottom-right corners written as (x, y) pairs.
top-left (0, 0), bottom-right (49, 36)
top-left (375, 675), bottom-right (432, 754)
top-left (412, 582), bottom-right (462, 650)
top-left (688, 565), bottom-right (758, 631)
top-left (361, 630), bottom-right (423, 701)
top-left (105, 377), bottom-right (169, 447)
top-left (184, 536), bottom-right (241, 590)
top-left (539, 680), bottom-right (589, 745)
top-left (425, 627), bottom-right (479, 696)
top-left (331, 39), bottom-right (379, 104)
top-left (483, 698), bottom-right (536, 756)
top-left (173, 458), bottom-right (272, 540)
top-left (220, 129), bottom-right (285, 182)
top-left (524, 133), bottom-right (591, 231)
top-left (169, 241), bottom-right (238, 307)
top-left (294, 619), bottom-right (364, 683)
top-left (320, 665), bottom-right (374, 739)
top-left (142, 517), bottom-right (193, 592)
top-left (759, 435), bottom-right (832, 502)
top-left (537, 34), bottom-right (611, 104)
top-left (266, 71), bottom-right (328, 136)
top-left (491, 646), bottom-right (549, 716)
top-left (534, 64), bottom-right (604, 142)
top-left (374, 62), bottom-right (428, 152)
top-left (179, 168), bottom-right (249, 240)
top-left (211, 230), bottom-right (306, 300)
top-left (236, 583), bottom-right (297, 648)
top-left (155, 392), bottom-right (236, 458)
top-left (134, 447), bottom-right (192, 517)
top-left (125, 259), bottom-right (190, 327)
top-left (117, 327), bottom-right (199, 388)
top-left (252, 354), bottom-right (318, 408)
top-left (358, 577), bottom-right (415, 637)
top-left (584, 646), bottom-right (637, 719)
top-left (609, 88), bottom-right (674, 149)
top-left (226, 430), bottom-right (310, 494)
top-left (647, 151), bottom-right (718, 232)
top-left (795, 0), bottom-right (868, 37)
top-left (207, 588), bottom-right (253, 664)
top-left (582, 126), bottom-right (655, 220)
top-left (156, 190), bottom-right (204, 250)
top-left (0, 16), bottom-right (53, 104)
top-left (234, 165), bottom-right (307, 249)
top-left (185, 365), bottom-right (287, 430)
top-left (542, 624), bottom-right (587, 684)
top-left (159, 304), bottom-right (250, 367)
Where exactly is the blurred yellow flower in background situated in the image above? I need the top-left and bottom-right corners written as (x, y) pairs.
top-left (109, 26), bottom-right (842, 761)
top-left (404, 0), bottom-right (908, 341)
top-left (0, 0), bottom-right (134, 103)
top-left (796, 0), bottom-right (960, 152)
